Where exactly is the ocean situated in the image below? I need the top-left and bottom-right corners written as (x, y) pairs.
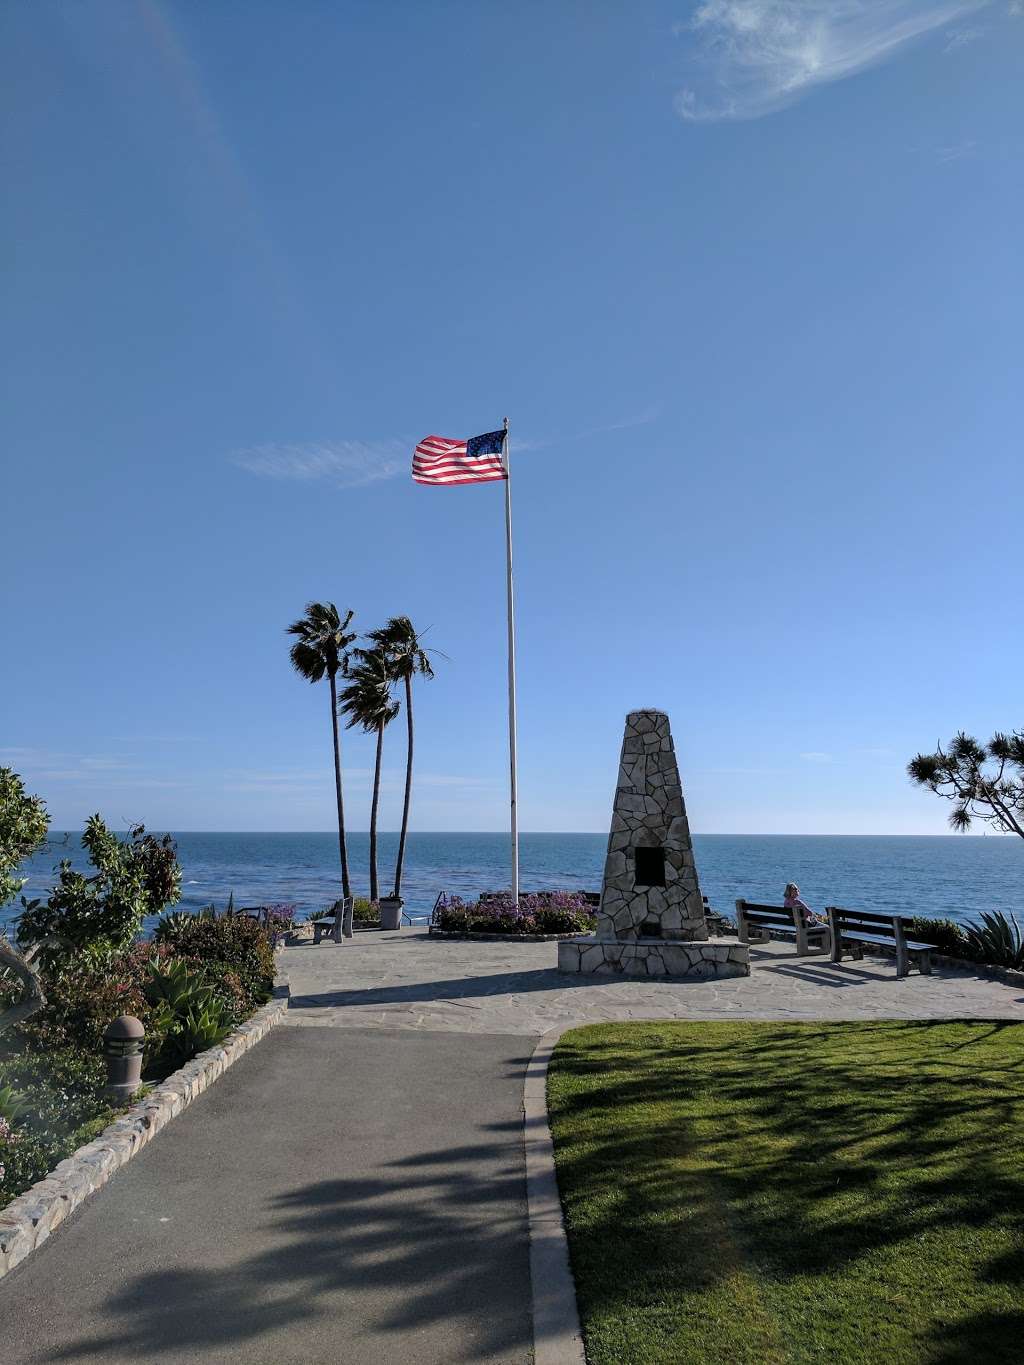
top-left (5, 831), bottom-right (1021, 937)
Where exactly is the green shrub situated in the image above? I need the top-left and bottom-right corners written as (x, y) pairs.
top-left (153, 914), bottom-right (274, 1017)
top-left (15, 943), bottom-right (168, 1062)
top-left (0, 768), bottom-right (49, 911)
top-left (0, 1047), bottom-right (116, 1206)
top-left (911, 917), bottom-right (972, 958)
top-left (352, 898), bottom-right (377, 923)
top-left (17, 816), bottom-right (181, 963)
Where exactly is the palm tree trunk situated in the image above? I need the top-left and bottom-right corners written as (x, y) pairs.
top-left (393, 675), bottom-right (414, 898)
top-left (329, 673), bottom-right (351, 928)
top-left (369, 721), bottom-right (384, 902)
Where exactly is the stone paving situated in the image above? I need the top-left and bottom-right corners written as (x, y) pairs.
top-left (281, 930), bottom-right (1024, 1036)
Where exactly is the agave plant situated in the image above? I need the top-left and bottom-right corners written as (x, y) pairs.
top-left (961, 911), bottom-right (1024, 970)
top-left (145, 960), bottom-right (232, 1068)
top-left (0, 1083), bottom-right (27, 1126)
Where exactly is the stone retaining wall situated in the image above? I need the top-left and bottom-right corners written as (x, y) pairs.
top-left (0, 977), bottom-right (290, 1281)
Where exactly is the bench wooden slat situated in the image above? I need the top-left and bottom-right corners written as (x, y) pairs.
top-left (826, 906), bottom-right (933, 979)
top-left (838, 930), bottom-right (934, 951)
top-left (735, 899), bottom-right (831, 957)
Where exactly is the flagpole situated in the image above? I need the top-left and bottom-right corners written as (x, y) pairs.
top-left (502, 416), bottom-right (519, 904)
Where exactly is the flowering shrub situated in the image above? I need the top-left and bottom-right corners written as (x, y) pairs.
top-left (0, 1114), bottom-right (17, 1185)
top-left (434, 892), bottom-right (596, 936)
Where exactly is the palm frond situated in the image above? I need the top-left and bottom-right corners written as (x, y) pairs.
top-left (285, 601), bottom-right (357, 683)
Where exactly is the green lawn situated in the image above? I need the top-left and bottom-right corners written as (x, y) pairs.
top-left (547, 1020), bottom-right (1024, 1365)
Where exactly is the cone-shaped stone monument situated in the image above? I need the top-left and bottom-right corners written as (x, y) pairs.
top-left (558, 709), bottom-right (750, 978)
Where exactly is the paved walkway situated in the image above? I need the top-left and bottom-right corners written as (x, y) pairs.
top-left (4, 930), bottom-right (1022, 1364)
top-left (282, 929), bottom-right (1024, 1034)
top-left (2, 1026), bottom-right (532, 1365)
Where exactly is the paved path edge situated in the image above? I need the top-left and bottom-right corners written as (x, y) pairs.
top-left (0, 975), bottom-right (291, 1283)
top-left (525, 1026), bottom-right (587, 1365)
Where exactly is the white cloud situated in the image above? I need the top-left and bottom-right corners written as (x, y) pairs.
top-left (230, 440), bottom-right (407, 488)
top-left (800, 751), bottom-right (833, 762)
top-left (674, 0), bottom-right (989, 120)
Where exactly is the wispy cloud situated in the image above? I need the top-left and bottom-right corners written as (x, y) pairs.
top-left (944, 22), bottom-right (987, 46)
top-left (934, 138), bottom-right (977, 161)
top-left (674, 1), bottom-right (988, 121)
top-left (219, 765), bottom-right (496, 795)
top-left (230, 440), bottom-right (407, 489)
top-left (229, 413), bottom-right (657, 480)
top-left (800, 751), bottom-right (833, 763)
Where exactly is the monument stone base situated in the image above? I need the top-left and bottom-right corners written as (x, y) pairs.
top-left (557, 935), bottom-right (750, 979)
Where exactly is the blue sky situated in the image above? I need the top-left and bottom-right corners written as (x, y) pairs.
top-left (2, 1), bottom-right (1021, 835)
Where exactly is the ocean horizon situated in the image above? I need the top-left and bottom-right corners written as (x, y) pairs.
top-left (7, 831), bottom-right (1021, 937)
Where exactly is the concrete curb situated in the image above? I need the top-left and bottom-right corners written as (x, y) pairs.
top-left (0, 976), bottom-right (290, 1282)
top-left (525, 1026), bottom-right (586, 1365)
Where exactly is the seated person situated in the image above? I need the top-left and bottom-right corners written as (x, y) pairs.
top-left (783, 882), bottom-right (826, 927)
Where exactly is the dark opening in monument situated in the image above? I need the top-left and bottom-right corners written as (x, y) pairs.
top-left (634, 846), bottom-right (666, 888)
top-left (639, 920), bottom-right (662, 938)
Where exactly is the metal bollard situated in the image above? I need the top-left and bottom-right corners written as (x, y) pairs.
top-left (103, 1015), bottom-right (145, 1102)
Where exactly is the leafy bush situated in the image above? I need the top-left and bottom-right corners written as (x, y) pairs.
top-left (154, 914), bottom-right (274, 1018)
top-left (0, 768), bottom-right (49, 910)
top-left (910, 917), bottom-right (972, 958)
top-left (962, 911), bottom-right (1024, 970)
top-left (0, 1046), bottom-right (117, 1206)
top-left (18, 816), bottom-right (181, 962)
top-left (14, 943), bottom-right (166, 1060)
top-left (435, 892), bottom-right (596, 936)
top-left (352, 898), bottom-right (377, 923)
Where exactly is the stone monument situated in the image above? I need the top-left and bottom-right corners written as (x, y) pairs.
top-left (558, 709), bottom-right (750, 978)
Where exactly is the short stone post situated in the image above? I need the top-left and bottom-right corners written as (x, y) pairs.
top-left (103, 1015), bottom-right (145, 1102)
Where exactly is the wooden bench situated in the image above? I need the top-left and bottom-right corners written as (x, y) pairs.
top-left (311, 897), bottom-right (354, 943)
top-left (735, 899), bottom-right (832, 956)
top-left (826, 906), bottom-right (934, 979)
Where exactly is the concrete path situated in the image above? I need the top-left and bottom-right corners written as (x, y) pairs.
top-left (1, 1026), bottom-right (533, 1365)
top-left (4, 929), bottom-right (1022, 1364)
top-left (282, 929), bottom-right (1024, 1034)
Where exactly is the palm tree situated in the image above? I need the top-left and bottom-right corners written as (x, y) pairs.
top-left (339, 647), bottom-right (399, 902)
top-left (368, 617), bottom-right (438, 900)
top-left (287, 603), bottom-right (357, 937)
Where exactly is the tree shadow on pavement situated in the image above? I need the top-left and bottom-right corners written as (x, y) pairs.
top-left (38, 1157), bottom-right (531, 1363)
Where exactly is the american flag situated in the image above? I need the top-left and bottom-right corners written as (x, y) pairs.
top-left (412, 429), bottom-right (507, 485)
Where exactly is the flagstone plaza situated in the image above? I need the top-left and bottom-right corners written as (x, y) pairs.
top-left (282, 929), bottom-right (1024, 1035)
